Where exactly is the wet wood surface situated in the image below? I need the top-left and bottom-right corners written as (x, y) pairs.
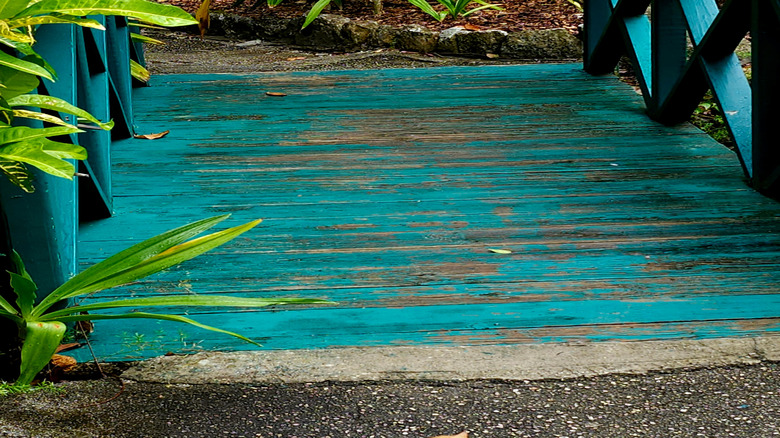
top-left (76, 64), bottom-right (780, 360)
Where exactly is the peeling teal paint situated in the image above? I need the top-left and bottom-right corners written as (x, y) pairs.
top-left (75, 65), bottom-right (780, 361)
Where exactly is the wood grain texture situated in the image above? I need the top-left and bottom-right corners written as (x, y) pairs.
top-left (75, 64), bottom-right (780, 361)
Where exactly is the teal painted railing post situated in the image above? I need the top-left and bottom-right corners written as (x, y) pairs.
top-left (106, 16), bottom-right (134, 139)
top-left (649, 0), bottom-right (686, 113)
top-left (583, 0), bottom-right (778, 198)
top-left (77, 18), bottom-right (113, 220)
top-left (751, 0), bottom-right (780, 197)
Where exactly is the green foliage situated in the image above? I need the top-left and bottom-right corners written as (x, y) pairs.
top-left (0, 215), bottom-right (332, 386)
top-left (691, 97), bottom-right (733, 148)
top-left (302, 0), bottom-right (341, 29)
top-left (0, 379), bottom-right (65, 396)
top-left (0, 0), bottom-right (197, 192)
top-left (406, 0), bottom-right (501, 22)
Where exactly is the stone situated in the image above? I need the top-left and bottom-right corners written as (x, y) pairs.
top-left (456, 29), bottom-right (508, 55)
top-left (208, 13), bottom-right (260, 40)
top-left (341, 20), bottom-right (380, 50)
top-left (294, 14), bottom-right (351, 49)
top-left (437, 26), bottom-right (468, 54)
top-left (502, 28), bottom-right (582, 59)
top-left (371, 24), bottom-right (400, 48)
top-left (395, 24), bottom-right (438, 53)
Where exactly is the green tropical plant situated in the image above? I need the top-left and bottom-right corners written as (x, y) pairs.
top-left (0, 0), bottom-right (197, 192)
top-left (407, 0), bottom-right (501, 22)
top-left (1, 214), bottom-right (332, 386)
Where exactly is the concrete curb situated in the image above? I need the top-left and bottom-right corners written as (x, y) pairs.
top-left (123, 336), bottom-right (780, 384)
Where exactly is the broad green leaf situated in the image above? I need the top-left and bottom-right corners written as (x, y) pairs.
top-left (0, 138), bottom-right (81, 178)
top-left (0, 96), bottom-right (13, 124)
top-left (130, 59), bottom-right (149, 83)
top-left (52, 219), bottom-right (263, 302)
top-left (5, 13), bottom-right (105, 30)
top-left (43, 296), bottom-right (332, 319)
top-left (129, 32), bottom-right (162, 45)
top-left (39, 138), bottom-right (87, 160)
top-left (8, 94), bottom-right (113, 130)
top-left (15, 0), bottom-right (199, 27)
top-left (11, 109), bottom-right (77, 129)
top-left (302, 0), bottom-right (331, 29)
top-left (0, 51), bottom-right (52, 80)
top-left (0, 0), bottom-right (33, 18)
top-left (0, 126), bottom-right (81, 144)
top-left (0, 63), bottom-right (40, 100)
top-left (0, 38), bottom-right (57, 79)
top-left (35, 215), bottom-right (233, 313)
top-left (0, 22), bottom-right (35, 44)
top-left (54, 312), bottom-right (261, 346)
top-left (16, 320), bottom-right (66, 385)
top-left (0, 158), bottom-right (34, 192)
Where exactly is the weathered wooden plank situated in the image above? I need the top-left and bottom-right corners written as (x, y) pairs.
top-left (76, 64), bottom-right (780, 361)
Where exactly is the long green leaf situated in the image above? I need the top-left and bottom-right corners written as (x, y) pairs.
top-left (0, 51), bottom-right (52, 80)
top-left (54, 312), bottom-right (262, 346)
top-left (14, 0), bottom-right (199, 27)
top-left (407, 0), bottom-right (445, 21)
top-left (0, 138), bottom-right (79, 179)
top-left (0, 158), bottom-right (34, 192)
top-left (11, 109), bottom-right (77, 129)
top-left (0, 126), bottom-right (82, 144)
top-left (34, 215), bottom-right (232, 314)
top-left (42, 296), bottom-right (332, 320)
top-left (130, 32), bottom-right (162, 45)
top-left (54, 219), bottom-right (263, 302)
top-left (10, 272), bottom-right (35, 318)
top-left (461, 1), bottom-right (501, 16)
top-left (130, 59), bottom-right (149, 83)
top-left (16, 321), bottom-right (66, 386)
top-left (0, 38), bottom-right (57, 79)
top-left (0, 64), bottom-right (40, 100)
top-left (5, 13), bottom-right (105, 29)
top-left (0, 292), bottom-right (18, 315)
top-left (8, 94), bottom-right (113, 130)
top-left (301, 0), bottom-right (331, 29)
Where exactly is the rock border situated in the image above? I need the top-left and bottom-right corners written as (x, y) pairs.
top-left (202, 12), bottom-right (583, 59)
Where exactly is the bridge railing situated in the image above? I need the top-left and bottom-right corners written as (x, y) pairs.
top-left (584, 0), bottom-right (780, 197)
top-left (0, 18), bottom-right (140, 295)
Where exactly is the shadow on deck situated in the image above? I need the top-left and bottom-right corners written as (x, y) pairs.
top-left (76, 64), bottom-right (780, 361)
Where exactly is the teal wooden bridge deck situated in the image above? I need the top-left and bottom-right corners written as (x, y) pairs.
top-left (75, 64), bottom-right (780, 361)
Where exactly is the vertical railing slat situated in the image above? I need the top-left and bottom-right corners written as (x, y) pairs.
top-left (751, 0), bottom-right (780, 195)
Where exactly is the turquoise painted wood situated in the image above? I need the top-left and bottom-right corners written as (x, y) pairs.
top-left (74, 65), bottom-right (780, 361)
top-left (584, 0), bottom-right (780, 197)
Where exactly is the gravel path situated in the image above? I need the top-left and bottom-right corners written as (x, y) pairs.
top-left (143, 29), bottom-right (534, 74)
top-left (2, 363), bottom-right (779, 437)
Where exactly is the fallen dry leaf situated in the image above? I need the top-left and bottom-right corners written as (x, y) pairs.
top-left (134, 130), bottom-right (170, 140)
top-left (195, 0), bottom-right (212, 38)
top-left (55, 343), bottom-right (81, 353)
top-left (486, 53), bottom-right (500, 59)
top-left (463, 23), bottom-right (481, 31)
top-left (266, 92), bottom-right (288, 97)
top-left (430, 432), bottom-right (469, 438)
top-left (50, 354), bottom-right (77, 371)
top-left (488, 248), bottom-right (512, 254)
top-left (286, 57), bottom-right (307, 61)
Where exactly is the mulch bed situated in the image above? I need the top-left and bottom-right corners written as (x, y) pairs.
top-left (159, 0), bottom-right (583, 33)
